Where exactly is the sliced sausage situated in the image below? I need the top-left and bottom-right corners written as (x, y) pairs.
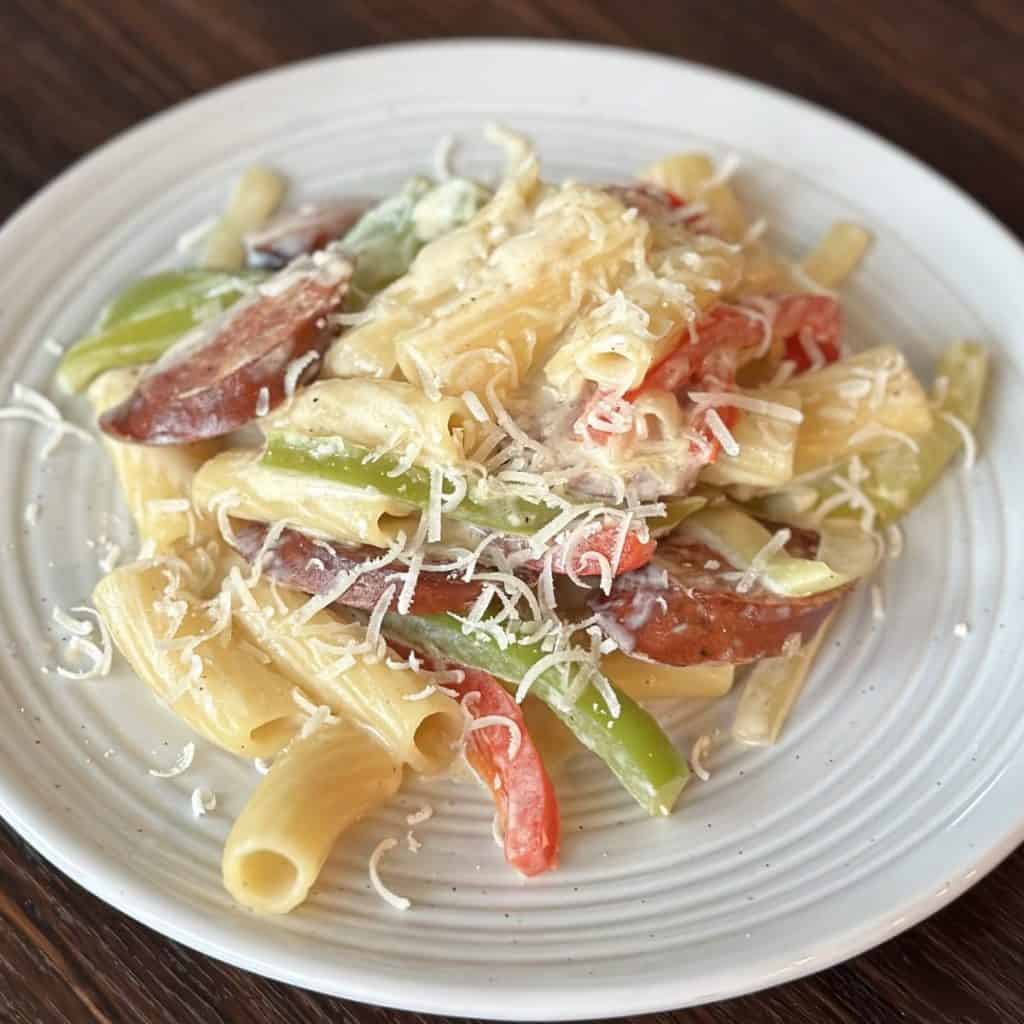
top-left (231, 521), bottom-right (483, 615)
top-left (592, 532), bottom-right (849, 666)
top-left (99, 252), bottom-right (352, 444)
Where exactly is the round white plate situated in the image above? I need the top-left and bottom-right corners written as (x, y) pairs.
top-left (1, 40), bottom-right (1022, 1020)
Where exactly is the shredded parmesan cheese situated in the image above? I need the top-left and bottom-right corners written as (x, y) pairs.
top-left (689, 734), bottom-right (712, 782)
top-left (209, 490), bottom-right (242, 550)
top-left (461, 389), bottom-right (490, 423)
top-left (406, 804), bottom-right (434, 826)
top-left (871, 583), bottom-right (885, 622)
top-left (433, 133), bottom-right (456, 180)
top-left (403, 684), bottom-right (438, 702)
top-left (292, 688), bottom-right (338, 739)
top-left (395, 552), bottom-right (424, 615)
top-left (736, 529), bottom-right (791, 595)
top-left (363, 584), bottom-right (397, 659)
top-left (191, 787), bottom-right (216, 818)
top-left (0, 384), bottom-right (94, 460)
top-left (290, 535), bottom-right (404, 625)
top-left (514, 648), bottom-right (590, 703)
top-left (98, 541), bottom-right (121, 573)
top-left (886, 524), bottom-right (904, 560)
top-left (406, 347), bottom-right (443, 402)
top-left (467, 715), bottom-right (522, 759)
top-left (53, 606), bottom-right (93, 637)
top-left (579, 550), bottom-right (614, 596)
top-left (848, 422), bottom-right (921, 454)
top-left (368, 837), bottom-right (410, 911)
top-left (818, 406), bottom-right (856, 424)
top-left (283, 351), bottom-right (319, 398)
top-left (769, 360), bottom-right (797, 387)
top-left (799, 330), bottom-right (826, 371)
top-left (705, 409), bottom-right (740, 457)
top-left (54, 605), bottom-right (112, 680)
top-left (939, 411), bottom-right (977, 470)
top-left (689, 390), bottom-right (803, 424)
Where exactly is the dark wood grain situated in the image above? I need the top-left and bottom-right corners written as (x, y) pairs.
top-left (1, 2), bottom-right (1022, 1021)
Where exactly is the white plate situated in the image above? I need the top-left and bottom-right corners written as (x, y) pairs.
top-left (1, 40), bottom-right (1022, 1020)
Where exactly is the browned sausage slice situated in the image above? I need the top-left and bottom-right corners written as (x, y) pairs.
top-left (245, 201), bottom-right (372, 269)
top-left (592, 532), bottom-right (850, 666)
top-left (232, 521), bottom-right (484, 615)
top-left (99, 253), bottom-right (352, 444)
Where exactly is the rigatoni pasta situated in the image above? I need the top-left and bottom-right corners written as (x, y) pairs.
top-left (223, 719), bottom-right (401, 913)
top-left (93, 564), bottom-right (300, 758)
top-left (89, 368), bottom-right (220, 550)
top-left (602, 652), bottom-right (735, 700)
top-left (640, 151), bottom-right (748, 241)
top-left (788, 346), bottom-right (933, 473)
top-left (192, 449), bottom-right (419, 547)
top-left (270, 379), bottom-right (479, 464)
top-left (800, 222), bottom-right (872, 289)
top-left (232, 578), bottom-right (464, 775)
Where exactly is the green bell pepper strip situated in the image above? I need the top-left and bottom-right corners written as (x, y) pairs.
top-left (646, 496), bottom-right (706, 535)
top-left (677, 504), bottom-right (854, 597)
top-left (383, 611), bottom-right (688, 816)
top-left (262, 433), bottom-right (709, 541)
top-left (96, 269), bottom-right (265, 329)
top-left (57, 271), bottom-right (264, 393)
top-left (747, 342), bottom-right (988, 529)
top-left (261, 431), bottom-right (572, 536)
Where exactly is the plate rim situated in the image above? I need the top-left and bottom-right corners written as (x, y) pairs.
top-left (2, 38), bottom-right (1023, 1019)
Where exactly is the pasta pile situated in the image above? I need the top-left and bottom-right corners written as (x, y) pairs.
top-left (46, 128), bottom-right (987, 913)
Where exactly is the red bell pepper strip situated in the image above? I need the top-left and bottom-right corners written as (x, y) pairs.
top-left (579, 304), bottom-right (760, 459)
top-left (454, 666), bottom-right (560, 877)
top-left (553, 523), bottom-right (656, 576)
top-left (774, 294), bottom-right (841, 373)
top-left (391, 644), bottom-right (560, 878)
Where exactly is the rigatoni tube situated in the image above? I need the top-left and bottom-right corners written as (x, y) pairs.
top-left (93, 564), bottom-right (300, 759)
top-left (223, 719), bottom-right (401, 913)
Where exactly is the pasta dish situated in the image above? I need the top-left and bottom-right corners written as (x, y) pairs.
top-left (38, 127), bottom-right (986, 914)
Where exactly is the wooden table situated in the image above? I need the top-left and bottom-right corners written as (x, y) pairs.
top-left (2, 2), bottom-right (1022, 1021)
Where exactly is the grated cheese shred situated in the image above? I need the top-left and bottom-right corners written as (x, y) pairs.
top-left (283, 351), bottom-right (319, 398)
top-left (939, 411), bottom-right (977, 470)
top-left (704, 409), bottom-right (740, 457)
top-left (406, 804), bottom-right (434, 826)
top-left (871, 583), bottom-right (885, 621)
top-left (191, 786), bottom-right (217, 818)
top-left (736, 529), bottom-right (791, 595)
top-left (467, 715), bottom-right (522, 759)
top-left (0, 383), bottom-right (94, 460)
top-left (689, 734), bottom-right (713, 782)
top-left (54, 605), bottom-right (112, 680)
top-left (368, 837), bottom-right (411, 911)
